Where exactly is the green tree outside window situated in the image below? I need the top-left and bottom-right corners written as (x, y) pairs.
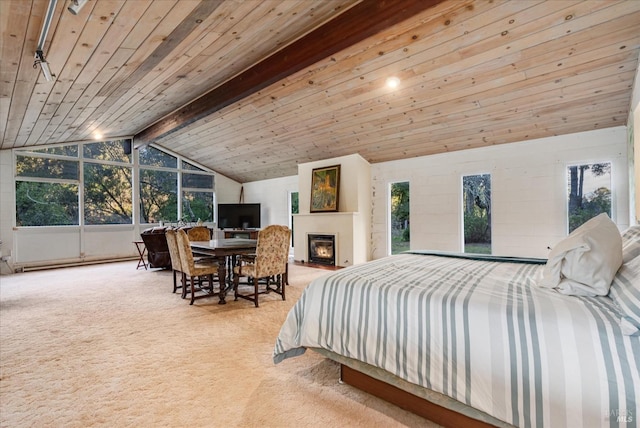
top-left (390, 181), bottom-right (410, 254)
top-left (15, 181), bottom-right (79, 226)
top-left (463, 174), bottom-right (491, 254)
top-left (567, 163), bottom-right (611, 233)
top-left (84, 163), bottom-right (132, 224)
top-left (139, 169), bottom-right (178, 223)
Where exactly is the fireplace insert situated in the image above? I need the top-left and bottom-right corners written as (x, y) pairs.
top-left (308, 234), bottom-right (335, 266)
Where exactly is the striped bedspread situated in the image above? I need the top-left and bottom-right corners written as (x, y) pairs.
top-left (274, 253), bottom-right (640, 428)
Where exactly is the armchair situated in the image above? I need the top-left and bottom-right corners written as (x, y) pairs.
top-left (140, 227), bottom-right (171, 269)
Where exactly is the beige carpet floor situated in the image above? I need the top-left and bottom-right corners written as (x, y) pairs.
top-left (0, 261), bottom-right (438, 427)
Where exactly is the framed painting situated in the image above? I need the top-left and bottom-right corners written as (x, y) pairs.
top-left (310, 165), bottom-right (340, 213)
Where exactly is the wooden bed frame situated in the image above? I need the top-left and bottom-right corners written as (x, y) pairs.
top-left (311, 349), bottom-right (509, 428)
top-left (340, 364), bottom-right (498, 428)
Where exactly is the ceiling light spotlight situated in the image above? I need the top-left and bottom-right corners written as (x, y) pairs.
top-left (67, 0), bottom-right (88, 15)
top-left (34, 50), bottom-right (55, 82)
top-left (386, 76), bottom-right (401, 89)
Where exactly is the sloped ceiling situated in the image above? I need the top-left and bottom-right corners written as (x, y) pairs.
top-left (2, 0), bottom-right (639, 183)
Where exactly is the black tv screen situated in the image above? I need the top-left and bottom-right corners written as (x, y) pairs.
top-left (217, 203), bottom-right (261, 229)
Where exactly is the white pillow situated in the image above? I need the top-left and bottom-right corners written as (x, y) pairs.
top-left (538, 213), bottom-right (623, 296)
top-left (621, 224), bottom-right (640, 263)
top-left (608, 254), bottom-right (640, 335)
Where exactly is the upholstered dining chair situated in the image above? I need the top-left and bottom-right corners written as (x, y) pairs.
top-left (175, 229), bottom-right (220, 305)
top-left (165, 229), bottom-right (186, 295)
top-left (187, 226), bottom-right (213, 259)
top-left (233, 225), bottom-right (291, 307)
top-left (187, 226), bottom-right (210, 241)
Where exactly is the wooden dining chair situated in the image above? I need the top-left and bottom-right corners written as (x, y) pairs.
top-left (233, 225), bottom-right (291, 307)
top-left (175, 229), bottom-right (220, 305)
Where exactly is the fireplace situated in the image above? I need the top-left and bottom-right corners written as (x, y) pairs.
top-left (308, 234), bottom-right (335, 266)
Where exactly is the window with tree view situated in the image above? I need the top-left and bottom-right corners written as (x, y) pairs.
top-left (390, 181), bottom-right (410, 254)
top-left (15, 140), bottom-right (215, 227)
top-left (139, 146), bottom-right (178, 224)
top-left (15, 146), bottom-right (80, 226)
top-left (463, 174), bottom-right (491, 254)
top-left (181, 161), bottom-right (214, 223)
top-left (139, 169), bottom-right (177, 224)
top-left (83, 140), bottom-right (132, 225)
top-left (567, 162), bottom-right (611, 233)
top-left (15, 140), bottom-right (134, 226)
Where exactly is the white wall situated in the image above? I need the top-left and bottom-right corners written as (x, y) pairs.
top-left (297, 154), bottom-right (371, 214)
top-left (630, 63), bottom-right (640, 224)
top-left (215, 174), bottom-right (243, 205)
top-left (241, 175), bottom-right (299, 228)
top-left (0, 150), bottom-right (14, 274)
top-left (371, 127), bottom-right (630, 259)
top-left (634, 104), bottom-right (639, 223)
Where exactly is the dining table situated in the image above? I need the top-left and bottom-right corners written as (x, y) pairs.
top-left (190, 238), bottom-right (257, 304)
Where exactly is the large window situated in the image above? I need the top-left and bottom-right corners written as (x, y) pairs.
top-left (137, 149), bottom-right (215, 224)
top-left (83, 140), bottom-right (132, 225)
top-left (462, 174), bottom-right (491, 254)
top-left (182, 191), bottom-right (213, 222)
top-left (138, 146), bottom-right (179, 224)
top-left (15, 145), bottom-right (80, 226)
top-left (16, 140), bottom-right (134, 226)
top-left (139, 169), bottom-right (178, 224)
top-left (84, 163), bottom-right (132, 224)
top-left (14, 141), bottom-right (215, 227)
top-left (181, 161), bottom-right (214, 222)
top-left (139, 145), bottom-right (177, 168)
top-left (390, 181), bottom-right (410, 254)
top-left (16, 154), bottom-right (79, 180)
top-left (15, 181), bottom-right (79, 226)
top-left (567, 162), bottom-right (611, 233)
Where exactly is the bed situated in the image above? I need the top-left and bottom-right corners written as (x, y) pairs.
top-left (274, 217), bottom-right (640, 428)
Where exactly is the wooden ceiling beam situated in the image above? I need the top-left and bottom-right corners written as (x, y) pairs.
top-left (134, 0), bottom-right (445, 146)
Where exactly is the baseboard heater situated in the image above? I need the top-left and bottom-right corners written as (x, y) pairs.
top-left (16, 256), bottom-right (137, 272)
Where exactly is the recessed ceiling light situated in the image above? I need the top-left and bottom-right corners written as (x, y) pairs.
top-left (93, 131), bottom-right (103, 140)
top-left (386, 76), bottom-right (400, 89)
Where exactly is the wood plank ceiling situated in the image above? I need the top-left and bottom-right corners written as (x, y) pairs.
top-left (2, 0), bottom-right (639, 183)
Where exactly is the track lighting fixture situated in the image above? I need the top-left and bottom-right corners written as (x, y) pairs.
top-left (67, 0), bottom-right (88, 15)
top-left (34, 50), bottom-right (55, 82)
top-left (34, 0), bottom-right (58, 82)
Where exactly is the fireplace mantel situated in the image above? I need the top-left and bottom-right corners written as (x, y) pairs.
top-left (295, 212), bottom-right (358, 217)
top-left (293, 212), bottom-right (367, 267)
top-left (295, 154), bottom-right (371, 267)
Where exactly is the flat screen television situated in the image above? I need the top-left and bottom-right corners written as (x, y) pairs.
top-left (217, 203), bottom-right (261, 229)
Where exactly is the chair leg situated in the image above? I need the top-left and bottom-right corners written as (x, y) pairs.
top-left (233, 274), bottom-right (240, 301)
top-left (190, 276), bottom-right (197, 305)
top-left (281, 275), bottom-right (285, 301)
top-left (253, 277), bottom-right (259, 308)
top-left (172, 269), bottom-right (179, 293)
top-left (181, 273), bottom-right (188, 299)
